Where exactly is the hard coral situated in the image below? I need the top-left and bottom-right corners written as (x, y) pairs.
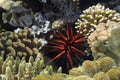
top-left (0, 28), bottom-right (41, 60)
top-left (88, 21), bottom-right (120, 64)
top-left (0, 55), bottom-right (60, 80)
top-left (69, 57), bottom-right (117, 78)
top-left (93, 72), bottom-right (110, 80)
top-left (106, 68), bottom-right (120, 80)
top-left (75, 3), bottom-right (120, 36)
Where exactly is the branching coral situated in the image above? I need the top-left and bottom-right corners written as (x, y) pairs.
top-left (75, 3), bottom-right (120, 35)
top-left (0, 28), bottom-right (41, 60)
top-left (0, 55), bottom-right (62, 80)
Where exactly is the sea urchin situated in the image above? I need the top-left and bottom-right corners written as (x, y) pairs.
top-left (43, 18), bottom-right (91, 73)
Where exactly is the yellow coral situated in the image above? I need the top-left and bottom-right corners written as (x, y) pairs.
top-left (106, 68), bottom-right (120, 80)
top-left (73, 75), bottom-right (92, 80)
top-left (0, 28), bottom-right (42, 59)
top-left (69, 67), bottom-right (85, 76)
top-left (97, 57), bottom-right (116, 72)
top-left (82, 60), bottom-right (98, 77)
top-left (93, 72), bottom-right (110, 80)
top-left (33, 75), bottom-right (48, 80)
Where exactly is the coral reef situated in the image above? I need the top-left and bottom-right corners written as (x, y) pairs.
top-left (0, 28), bottom-right (41, 60)
top-left (88, 21), bottom-right (120, 64)
top-left (68, 57), bottom-right (120, 80)
top-left (75, 3), bottom-right (120, 36)
top-left (1, 0), bottom-right (120, 80)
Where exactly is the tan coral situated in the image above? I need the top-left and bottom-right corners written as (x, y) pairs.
top-left (69, 67), bottom-right (85, 76)
top-left (88, 21), bottom-right (120, 47)
top-left (93, 72), bottom-right (110, 80)
top-left (97, 57), bottom-right (116, 72)
top-left (75, 4), bottom-right (120, 35)
top-left (88, 21), bottom-right (120, 63)
top-left (82, 60), bottom-right (98, 77)
top-left (0, 28), bottom-right (42, 60)
top-left (106, 68), bottom-right (120, 80)
top-left (69, 57), bottom-right (118, 78)
top-left (51, 19), bottom-right (64, 30)
top-left (73, 75), bottom-right (92, 80)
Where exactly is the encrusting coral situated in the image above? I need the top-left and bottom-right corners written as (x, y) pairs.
top-left (68, 57), bottom-right (120, 80)
top-left (75, 3), bottom-right (120, 36)
top-left (0, 28), bottom-right (41, 60)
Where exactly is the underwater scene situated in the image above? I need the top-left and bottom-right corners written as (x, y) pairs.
top-left (0, 0), bottom-right (120, 80)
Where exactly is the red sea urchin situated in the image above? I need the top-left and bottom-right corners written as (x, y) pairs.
top-left (43, 18), bottom-right (93, 73)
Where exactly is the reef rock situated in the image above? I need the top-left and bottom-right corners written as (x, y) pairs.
top-left (2, 6), bottom-right (33, 27)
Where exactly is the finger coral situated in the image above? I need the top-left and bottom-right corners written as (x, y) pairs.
top-left (75, 3), bottom-right (120, 36)
top-left (0, 55), bottom-right (61, 80)
top-left (0, 28), bottom-right (41, 60)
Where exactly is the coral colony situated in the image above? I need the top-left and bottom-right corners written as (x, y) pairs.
top-left (0, 0), bottom-right (120, 80)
